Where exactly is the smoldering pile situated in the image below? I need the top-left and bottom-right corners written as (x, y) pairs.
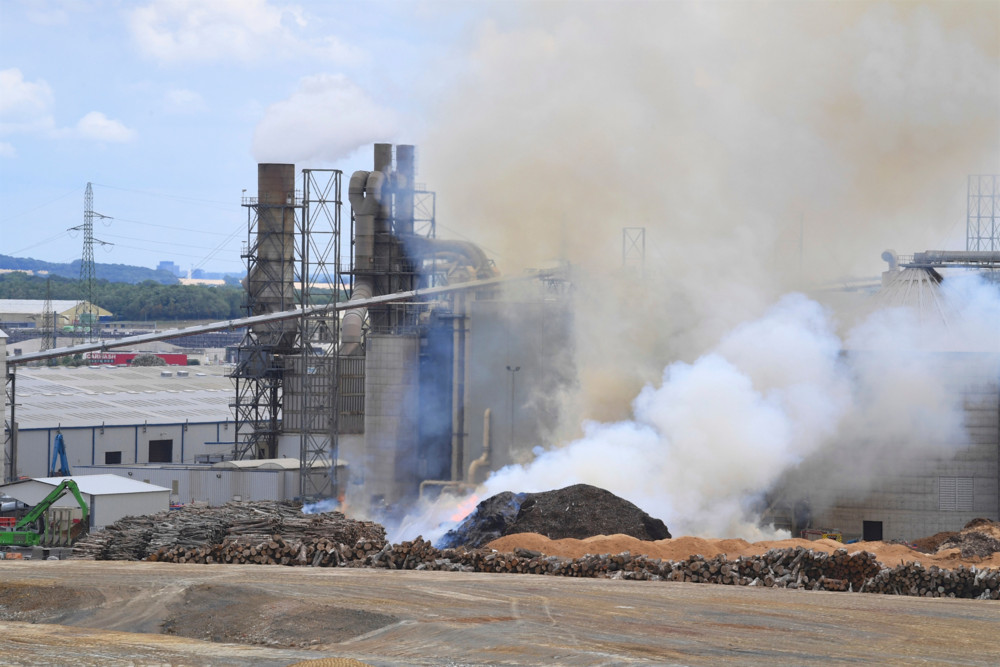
top-left (437, 483), bottom-right (671, 549)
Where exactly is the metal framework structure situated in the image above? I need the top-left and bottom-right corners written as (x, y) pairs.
top-left (622, 227), bottom-right (646, 274)
top-left (40, 278), bottom-right (54, 353)
top-left (3, 372), bottom-right (15, 483)
top-left (231, 187), bottom-right (299, 463)
top-left (414, 187), bottom-right (437, 239)
top-left (229, 169), bottom-right (346, 501)
top-left (295, 169), bottom-right (343, 501)
top-left (70, 183), bottom-right (111, 341)
top-left (967, 175), bottom-right (999, 252)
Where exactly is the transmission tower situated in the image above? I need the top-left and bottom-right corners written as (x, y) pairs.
top-left (70, 183), bottom-right (112, 341)
top-left (40, 277), bottom-right (54, 353)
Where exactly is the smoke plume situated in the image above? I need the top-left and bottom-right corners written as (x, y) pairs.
top-left (391, 2), bottom-right (999, 542)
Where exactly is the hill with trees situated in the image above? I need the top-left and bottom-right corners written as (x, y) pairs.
top-left (0, 254), bottom-right (179, 284)
top-left (0, 272), bottom-right (245, 321)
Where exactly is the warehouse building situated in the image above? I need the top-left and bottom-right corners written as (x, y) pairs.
top-left (8, 365), bottom-right (235, 477)
top-left (0, 299), bottom-right (111, 331)
top-left (0, 474), bottom-right (169, 530)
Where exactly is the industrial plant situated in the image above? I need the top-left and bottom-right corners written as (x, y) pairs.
top-left (2, 143), bottom-right (573, 530)
top-left (1, 150), bottom-right (998, 548)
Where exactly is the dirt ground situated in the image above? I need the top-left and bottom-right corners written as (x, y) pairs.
top-left (0, 559), bottom-right (998, 666)
top-left (486, 533), bottom-right (1000, 569)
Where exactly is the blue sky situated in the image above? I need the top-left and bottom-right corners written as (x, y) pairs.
top-left (1, 0), bottom-right (997, 286)
top-left (0, 0), bottom-right (489, 274)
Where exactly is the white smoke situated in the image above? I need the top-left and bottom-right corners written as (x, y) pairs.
top-left (394, 276), bottom-right (1000, 543)
top-left (390, 2), bottom-right (999, 543)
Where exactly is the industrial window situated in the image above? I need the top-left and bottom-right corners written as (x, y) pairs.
top-left (104, 451), bottom-right (122, 465)
top-left (939, 477), bottom-right (974, 512)
top-left (171, 480), bottom-right (179, 494)
top-left (148, 439), bottom-right (173, 463)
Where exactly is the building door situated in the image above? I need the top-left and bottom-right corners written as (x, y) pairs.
top-left (863, 520), bottom-right (883, 542)
top-left (148, 439), bottom-right (173, 463)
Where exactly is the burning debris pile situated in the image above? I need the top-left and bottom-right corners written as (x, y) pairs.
top-left (437, 484), bottom-right (671, 549)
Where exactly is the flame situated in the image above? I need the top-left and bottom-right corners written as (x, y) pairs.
top-left (449, 494), bottom-right (479, 523)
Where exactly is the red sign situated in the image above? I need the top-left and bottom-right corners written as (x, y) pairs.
top-left (85, 352), bottom-right (188, 366)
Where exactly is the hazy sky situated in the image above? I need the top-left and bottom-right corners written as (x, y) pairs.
top-left (0, 0), bottom-right (486, 273)
top-left (0, 0), bottom-right (997, 279)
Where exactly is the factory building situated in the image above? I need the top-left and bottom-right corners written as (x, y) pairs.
top-left (772, 257), bottom-right (1000, 542)
top-left (8, 365), bottom-right (235, 476)
top-left (229, 143), bottom-right (574, 517)
top-left (0, 299), bottom-right (111, 331)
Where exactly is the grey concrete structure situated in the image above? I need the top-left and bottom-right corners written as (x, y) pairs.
top-left (355, 334), bottom-right (420, 510)
top-left (804, 352), bottom-right (1000, 541)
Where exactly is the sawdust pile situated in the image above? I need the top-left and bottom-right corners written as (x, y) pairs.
top-left (487, 518), bottom-right (1000, 570)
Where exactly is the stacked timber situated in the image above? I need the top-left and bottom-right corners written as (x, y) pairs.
top-left (863, 562), bottom-right (1000, 599)
top-left (71, 500), bottom-right (385, 562)
top-left (72, 506), bottom-right (1000, 599)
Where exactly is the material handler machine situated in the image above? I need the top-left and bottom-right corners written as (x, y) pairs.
top-left (0, 480), bottom-right (90, 547)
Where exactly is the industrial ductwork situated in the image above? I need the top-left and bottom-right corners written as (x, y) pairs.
top-left (342, 170), bottom-right (386, 355)
top-left (405, 236), bottom-right (497, 283)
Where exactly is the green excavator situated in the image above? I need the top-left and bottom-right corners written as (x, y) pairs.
top-left (0, 479), bottom-right (90, 547)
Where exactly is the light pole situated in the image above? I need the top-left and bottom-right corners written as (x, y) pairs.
top-left (506, 365), bottom-right (520, 448)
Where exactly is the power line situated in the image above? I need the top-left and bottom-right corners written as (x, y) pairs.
top-left (91, 183), bottom-right (238, 211)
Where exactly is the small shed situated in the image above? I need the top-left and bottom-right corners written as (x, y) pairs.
top-left (0, 474), bottom-right (170, 530)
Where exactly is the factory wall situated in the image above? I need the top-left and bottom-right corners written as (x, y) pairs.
top-left (12, 421), bottom-right (235, 479)
top-left (805, 353), bottom-right (999, 541)
top-left (73, 464), bottom-right (289, 506)
top-left (357, 334), bottom-right (420, 511)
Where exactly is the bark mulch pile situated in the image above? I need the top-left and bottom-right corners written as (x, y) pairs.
top-left (437, 483), bottom-right (670, 549)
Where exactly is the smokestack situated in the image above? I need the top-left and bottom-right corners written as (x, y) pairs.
top-left (247, 164), bottom-right (297, 350)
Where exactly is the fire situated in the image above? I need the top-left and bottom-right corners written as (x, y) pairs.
top-left (450, 494), bottom-right (479, 523)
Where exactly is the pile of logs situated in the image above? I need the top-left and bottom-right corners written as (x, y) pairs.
top-left (71, 501), bottom-right (385, 562)
top-left (72, 505), bottom-right (1000, 600)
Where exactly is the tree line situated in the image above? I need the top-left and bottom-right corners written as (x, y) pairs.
top-left (0, 273), bottom-right (246, 321)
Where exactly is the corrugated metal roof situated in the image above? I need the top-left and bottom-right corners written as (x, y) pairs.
top-left (212, 458), bottom-right (346, 470)
top-left (14, 365), bottom-right (234, 428)
top-left (31, 474), bottom-right (170, 494)
top-left (0, 474), bottom-right (169, 504)
top-left (0, 299), bottom-right (85, 315)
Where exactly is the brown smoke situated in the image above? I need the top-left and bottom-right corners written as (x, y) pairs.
top-left (418, 1), bottom-right (1000, 427)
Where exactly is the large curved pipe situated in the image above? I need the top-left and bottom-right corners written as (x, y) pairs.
top-left (405, 236), bottom-right (497, 282)
top-left (342, 170), bottom-right (386, 355)
top-left (467, 408), bottom-right (491, 484)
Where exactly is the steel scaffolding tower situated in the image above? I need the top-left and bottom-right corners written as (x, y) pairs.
top-left (230, 168), bottom-right (345, 501)
top-left (231, 171), bottom-right (299, 462)
top-left (967, 175), bottom-right (999, 252)
top-left (295, 169), bottom-right (343, 501)
top-left (622, 227), bottom-right (646, 275)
